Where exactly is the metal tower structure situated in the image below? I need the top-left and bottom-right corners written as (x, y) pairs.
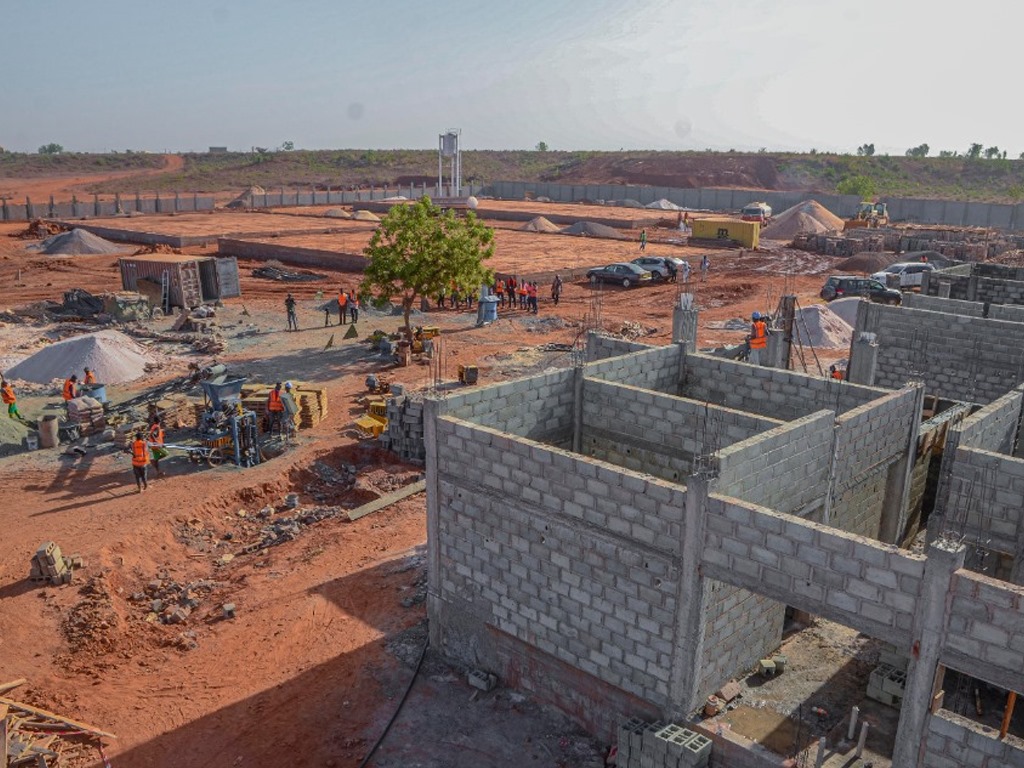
top-left (438, 130), bottom-right (461, 196)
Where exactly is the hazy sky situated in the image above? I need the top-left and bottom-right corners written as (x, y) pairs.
top-left (3, 0), bottom-right (1021, 155)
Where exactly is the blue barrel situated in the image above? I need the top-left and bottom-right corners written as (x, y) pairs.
top-left (480, 296), bottom-right (499, 322)
top-left (81, 383), bottom-right (107, 403)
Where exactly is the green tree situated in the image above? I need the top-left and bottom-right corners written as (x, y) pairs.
top-left (856, 143), bottom-right (875, 156)
top-left (38, 143), bottom-right (63, 155)
top-left (361, 197), bottom-right (494, 334)
top-left (905, 143), bottom-right (929, 157)
top-left (280, 141), bottom-right (295, 151)
top-left (967, 143), bottom-right (983, 159)
top-left (535, 141), bottom-right (548, 152)
top-left (939, 150), bottom-right (956, 158)
top-left (984, 146), bottom-right (1001, 159)
top-left (837, 174), bottom-right (876, 198)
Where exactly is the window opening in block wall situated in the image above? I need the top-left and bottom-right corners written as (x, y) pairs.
top-left (940, 666), bottom-right (1024, 742)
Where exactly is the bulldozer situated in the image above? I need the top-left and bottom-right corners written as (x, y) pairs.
top-left (843, 202), bottom-right (889, 230)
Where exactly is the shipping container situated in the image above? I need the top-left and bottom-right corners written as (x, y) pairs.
top-left (119, 254), bottom-right (240, 309)
top-left (690, 217), bottom-right (760, 249)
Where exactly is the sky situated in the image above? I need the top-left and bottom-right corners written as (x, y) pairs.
top-left (2, 0), bottom-right (1022, 156)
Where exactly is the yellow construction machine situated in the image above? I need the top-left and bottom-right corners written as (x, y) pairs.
top-left (844, 202), bottom-right (889, 230)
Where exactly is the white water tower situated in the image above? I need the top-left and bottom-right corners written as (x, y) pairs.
top-left (438, 130), bottom-right (461, 196)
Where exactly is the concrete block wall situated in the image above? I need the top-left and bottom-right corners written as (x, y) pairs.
top-left (943, 570), bottom-right (1024, 696)
top-left (924, 274), bottom-right (972, 300)
top-left (924, 710), bottom-right (1024, 768)
top-left (702, 494), bottom-right (924, 647)
top-left (585, 332), bottom-right (655, 362)
top-left (585, 344), bottom-right (682, 395)
top-left (715, 411), bottom-right (834, 514)
top-left (580, 377), bottom-right (783, 484)
top-left (680, 353), bottom-right (886, 421)
top-left (833, 386), bottom-right (920, 492)
top-left (855, 303), bottom-right (1024, 404)
top-left (430, 415), bottom-right (689, 714)
top-left (831, 465), bottom-right (888, 539)
top-left (697, 579), bottom-right (785, 704)
top-left (955, 386), bottom-right (1023, 453)
top-left (901, 293), bottom-right (985, 317)
top-left (987, 303), bottom-right (1024, 323)
top-left (941, 447), bottom-right (1024, 559)
top-left (217, 238), bottom-right (367, 271)
top-left (444, 368), bottom-right (576, 444)
top-left (978, 275), bottom-right (1024, 306)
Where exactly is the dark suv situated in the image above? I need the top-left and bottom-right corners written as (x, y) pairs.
top-left (820, 276), bottom-right (902, 305)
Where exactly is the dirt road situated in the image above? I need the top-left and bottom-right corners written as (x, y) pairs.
top-left (0, 154), bottom-right (184, 202)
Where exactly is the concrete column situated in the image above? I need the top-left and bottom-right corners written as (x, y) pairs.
top-left (423, 397), bottom-right (446, 649)
top-left (879, 383), bottom-right (926, 544)
top-left (847, 336), bottom-right (879, 386)
top-left (671, 293), bottom-right (698, 352)
top-left (920, 270), bottom-right (932, 296)
top-left (93, 193), bottom-right (100, 216)
top-left (572, 367), bottom-right (584, 454)
top-left (967, 274), bottom-right (979, 302)
top-left (891, 539), bottom-right (966, 768)
top-left (938, 281), bottom-right (951, 299)
top-left (26, 196), bottom-right (33, 219)
top-left (667, 474), bottom-right (710, 716)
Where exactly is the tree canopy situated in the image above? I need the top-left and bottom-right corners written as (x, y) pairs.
top-left (361, 197), bottom-right (494, 333)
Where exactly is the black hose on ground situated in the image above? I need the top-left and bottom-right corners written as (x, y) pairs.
top-left (358, 636), bottom-right (429, 768)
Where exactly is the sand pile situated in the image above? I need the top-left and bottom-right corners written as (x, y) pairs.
top-left (835, 251), bottom-right (903, 273)
top-left (6, 330), bottom-right (152, 384)
top-left (31, 229), bottom-right (128, 256)
top-left (794, 305), bottom-right (852, 349)
top-left (324, 209), bottom-right (352, 219)
top-left (560, 221), bottom-right (629, 240)
top-left (827, 297), bottom-right (863, 327)
top-left (520, 216), bottom-right (561, 233)
top-left (352, 210), bottom-right (381, 222)
top-left (646, 198), bottom-right (682, 210)
top-left (762, 200), bottom-right (844, 240)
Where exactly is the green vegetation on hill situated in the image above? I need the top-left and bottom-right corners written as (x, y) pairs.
top-left (3, 149), bottom-right (1024, 203)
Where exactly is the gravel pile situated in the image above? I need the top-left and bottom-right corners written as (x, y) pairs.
top-left (763, 200), bottom-right (845, 240)
top-left (835, 251), bottom-right (904, 273)
top-left (31, 229), bottom-right (129, 255)
top-left (6, 330), bottom-right (152, 384)
top-left (520, 216), bottom-right (561, 233)
top-left (645, 198), bottom-right (682, 210)
top-left (560, 221), bottom-right (629, 240)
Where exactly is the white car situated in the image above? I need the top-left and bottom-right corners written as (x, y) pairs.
top-left (870, 262), bottom-right (935, 289)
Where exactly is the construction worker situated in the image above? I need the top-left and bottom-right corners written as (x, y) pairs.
top-left (285, 293), bottom-right (298, 331)
top-left (281, 381), bottom-right (298, 439)
top-left (83, 367), bottom-right (97, 385)
top-left (748, 312), bottom-right (768, 366)
top-left (62, 375), bottom-right (78, 414)
top-left (527, 281), bottom-right (538, 314)
top-left (517, 281), bottom-right (528, 310)
top-left (639, 229), bottom-right (647, 252)
top-left (1, 378), bottom-right (21, 419)
top-left (348, 287), bottom-right (359, 323)
top-left (267, 382), bottom-right (286, 433)
top-left (148, 416), bottom-right (167, 475)
top-left (700, 254), bottom-right (710, 282)
top-left (682, 260), bottom-right (691, 284)
top-left (829, 365), bottom-right (844, 381)
top-left (551, 275), bottom-right (562, 306)
top-left (495, 279), bottom-right (506, 308)
top-left (129, 431), bottom-right (149, 492)
top-left (337, 288), bottom-right (348, 325)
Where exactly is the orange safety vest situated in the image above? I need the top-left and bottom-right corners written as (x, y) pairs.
top-left (62, 379), bottom-right (76, 401)
top-left (148, 424), bottom-right (164, 445)
top-left (268, 389), bottom-right (285, 412)
top-left (750, 320), bottom-right (768, 349)
top-left (131, 439), bottom-right (150, 467)
top-left (84, 371), bottom-right (97, 385)
top-left (338, 293), bottom-right (347, 307)
top-left (1, 384), bottom-right (15, 404)
top-left (831, 369), bottom-right (844, 381)
top-left (495, 282), bottom-right (504, 295)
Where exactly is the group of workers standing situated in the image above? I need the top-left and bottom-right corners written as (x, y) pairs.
top-left (283, 287), bottom-right (364, 332)
top-left (493, 276), bottom-right (559, 314)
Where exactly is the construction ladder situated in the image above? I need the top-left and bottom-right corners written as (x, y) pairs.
top-left (159, 270), bottom-right (170, 316)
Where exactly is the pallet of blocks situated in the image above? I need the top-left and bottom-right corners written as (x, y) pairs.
top-left (114, 421), bottom-right (149, 448)
top-left (151, 393), bottom-right (198, 429)
top-left (67, 396), bottom-right (106, 435)
top-left (379, 394), bottom-right (425, 462)
top-left (239, 383), bottom-right (326, 430)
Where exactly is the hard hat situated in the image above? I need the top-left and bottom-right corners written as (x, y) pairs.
top-left (752, 311), bottom-right (761, 320)
top-left (285, 381), bottom-right (293, 389)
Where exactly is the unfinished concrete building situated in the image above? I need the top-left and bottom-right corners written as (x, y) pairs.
top-left (423, 327), bottom-right (1024, 767)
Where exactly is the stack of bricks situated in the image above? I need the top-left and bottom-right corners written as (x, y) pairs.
top-left (867, 650), bottom-right (908, 708)
top-left (151, 394), bottom-right (198, 429)
top-left (379, 394), bottom-right (425, 462)
top-left (239, 383), bottom-right (327, 430)
top-left (617, 718), bottom-right (712, 768)
top-left (29, 541), bottom-right (81, 585)
top-left (114, 421), bottom-right (148, 449)
top-left (67, 396), bottom-right (106, 435)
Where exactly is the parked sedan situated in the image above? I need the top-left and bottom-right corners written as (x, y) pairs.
top-left (631, 256), bottom-right (674, 280)
top-left (820, 275), bottom-right (902, 305)
top-left (586, 262), bottom-right (653, 287)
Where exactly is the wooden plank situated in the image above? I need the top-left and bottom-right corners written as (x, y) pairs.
top-left (346, 480), bottom-right (426, 522)
top-left (0, 682), bottom-right (25, 697)
top-left (0, 698), bottom-right (115, 740)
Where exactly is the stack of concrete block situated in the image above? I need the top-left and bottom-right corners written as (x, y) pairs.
top-left (867, 661), bottom-right (907, 708)
top-left (617, 719), bottom-right (712, 768)
top-left (67, 396), bottom-right (106, 435)
top-left (379, 394), bottom-right (425, 462)
top-left (29, 541), bottom-right (81, 585)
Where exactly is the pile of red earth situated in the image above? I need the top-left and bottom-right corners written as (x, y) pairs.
top-left (762, 200), bottom-right (845, 240)
top-left (834, 251), bottom-right (904, 273)
top-left (8, 219), bottom-right (66, 239)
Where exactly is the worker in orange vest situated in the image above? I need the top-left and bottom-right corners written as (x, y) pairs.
top-left (148, 416), bottom-right (167, 475)
top-left (267, 382), bottom-right (286, 433)
top-left (517, 281), bottom-right (528, 310)
top-left (62, 375), bottom-right (78, 401)
top-left (527, 282), bottom-right (538, 314)
top-left (83, 367), bottom-right (97, 385)
top-left (748, 312), bottom-right (768, 366)
top-left (1, 378), bottom-right (21, 420)
top-left (829, 365), bottom-right (844, 381)
top-left (495, 279), bottom-right (505, 308)
top-left (337, 288), bottom-right (348, 325)
top-left (130, 431), bottom-right (150, 492)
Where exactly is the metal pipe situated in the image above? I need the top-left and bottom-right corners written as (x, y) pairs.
top-left (847, 706), bottom-right (859, 741)
top-left (856, 722), bottom-right (869, 757)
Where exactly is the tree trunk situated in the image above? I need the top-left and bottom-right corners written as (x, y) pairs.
top-left (403, 296), bottom-right (415, 336)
